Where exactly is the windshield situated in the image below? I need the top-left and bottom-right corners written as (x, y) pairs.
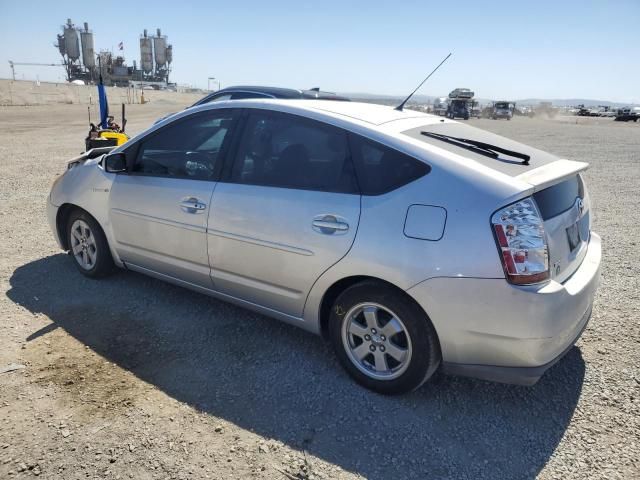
top-left (495, 102), bottom-right (510, 109)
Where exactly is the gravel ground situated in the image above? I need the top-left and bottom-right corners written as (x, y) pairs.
top-left (0, 101), bottom-right (638, 479)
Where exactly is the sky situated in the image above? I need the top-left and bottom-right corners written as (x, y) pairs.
top-left (1, 0), bottom-right (639, 103)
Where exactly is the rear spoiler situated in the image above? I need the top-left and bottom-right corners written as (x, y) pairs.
top-left (515, 159), bottom-right (589, 191)
top-left (67, 146), bottom-right (117, 169)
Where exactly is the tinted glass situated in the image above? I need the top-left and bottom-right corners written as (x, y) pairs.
top-left (231, 110), bottom-right (357, 193)
top-left (133, 111), bottom-right (236, 180)
top-left (230, 92), bottom-right (270, 100)
top-left (349, 134), bottom-right (430, 195)
top-left (209, 94), bottom-right (232, 102)
top-left (533, 175), bottom-right (582, 220)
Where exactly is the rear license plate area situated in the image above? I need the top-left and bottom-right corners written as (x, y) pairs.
top-left (566, 222), bottom-right (581, 251)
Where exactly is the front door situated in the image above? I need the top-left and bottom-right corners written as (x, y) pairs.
top-left (207, 109), bottom-right (361, 317)
top-left (110, 109), bottom-right (238, 288)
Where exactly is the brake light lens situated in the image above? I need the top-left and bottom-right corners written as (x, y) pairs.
top-left (492, 197), bottom-right (549, 285)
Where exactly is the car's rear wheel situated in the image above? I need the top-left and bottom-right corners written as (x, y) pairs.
top-left (329, 281), bottom-right (440, 395)
top-left (67, 210), bottom-right (114, 278)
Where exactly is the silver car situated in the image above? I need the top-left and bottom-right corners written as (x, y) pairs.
top-left (47, 100), bottom-right (601, 394)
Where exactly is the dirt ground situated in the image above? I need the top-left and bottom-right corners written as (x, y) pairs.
top-left (1, 94), bottom-right (639, 479)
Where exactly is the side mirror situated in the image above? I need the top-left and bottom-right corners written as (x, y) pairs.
top-left (104, 153), bottom-right (127, 173)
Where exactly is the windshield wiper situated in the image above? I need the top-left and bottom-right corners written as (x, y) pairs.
top-left (421, 131), bottom-right (530, 165)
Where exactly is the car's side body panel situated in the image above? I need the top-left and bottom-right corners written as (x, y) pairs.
top-left (207, 183), bottom-right (361, 317)
top-left (110, 175), bottom-right (217, 288)
top-left (301, 162), bottom-right (522, 333)
top-left (48, 158), bottom-right (123, 267)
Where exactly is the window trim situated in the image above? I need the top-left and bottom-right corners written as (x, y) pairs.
top-left (123, 108), bottom-right (240, 182)
top-left (220, 108), bottom-right (360, 195)
top-left (194, 90), bottom-right (275, 106)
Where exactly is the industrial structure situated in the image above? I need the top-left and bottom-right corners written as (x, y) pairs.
top-left (52, 19), bottom-right (173, 87)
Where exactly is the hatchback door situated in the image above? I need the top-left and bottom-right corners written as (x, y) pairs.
top-left (207, 109), bottom-right (361, 317)
top-left (109, 109), bottom-right (238, 288)
top-left (532, 174), bottom-right (591, 283)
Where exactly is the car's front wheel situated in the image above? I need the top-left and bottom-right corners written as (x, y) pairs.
top-left (329, 281), bottom-right (440, 394)
top-left (67, 210), bottom-right (114, 278)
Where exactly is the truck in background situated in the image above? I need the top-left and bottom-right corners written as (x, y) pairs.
top-left (446, 88), bottom-right (474, 120)
top-left (491, 101), bottom-right (515, 120)
top-left (614, 108), bottom-right (640, 122)
top-left (433, 97), bottom-right (449, 116)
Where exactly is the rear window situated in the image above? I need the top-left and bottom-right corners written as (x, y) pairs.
top-left (533, 175), bottom-right (582, 220)
top-left (348, 134), bottom-right (430, 195)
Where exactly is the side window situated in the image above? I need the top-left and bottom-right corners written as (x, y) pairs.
top-left (349, 134), bottom-right (430, 195)
top-left (230, 110), bottom-right (357, 193)
top-left (132, 111), bottom-right (237, 180)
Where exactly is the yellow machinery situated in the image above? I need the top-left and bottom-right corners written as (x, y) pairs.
top-left (95, 130), bottom-right (128, 146)
top-left (85, 103), bottom-right (129, 150)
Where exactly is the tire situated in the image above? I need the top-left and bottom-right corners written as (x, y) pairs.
top-left (329, 281), bottom-right (440, 395)
top-left (66, 209), bottom-right (115, 278)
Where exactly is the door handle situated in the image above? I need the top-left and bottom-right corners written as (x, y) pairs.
top-left (180, 198), bottom-right (207, 213)
top-left (312, 215), bottom-right (349, 234)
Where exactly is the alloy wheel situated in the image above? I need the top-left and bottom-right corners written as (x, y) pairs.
top-left (70, 219), bottom-right (98, 270)
top-left (341, 302), bottom-right (413, 381)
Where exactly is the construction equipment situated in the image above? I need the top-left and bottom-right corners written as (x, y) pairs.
top-left (84, 65), bottom-right (129, 150)
top-left (85, 103), bottom-right (128, 150)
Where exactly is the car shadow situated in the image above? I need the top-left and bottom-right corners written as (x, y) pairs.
top-left (8, 254), bottom-right (585, 479)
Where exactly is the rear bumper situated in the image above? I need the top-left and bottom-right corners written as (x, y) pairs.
top-left (407, 232), bottom-right (601, 385)
top-left (442, 305), bottom-right (592, 385)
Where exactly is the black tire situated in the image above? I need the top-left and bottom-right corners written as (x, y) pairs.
top-left (66, 209), bottom-right (115, 278)
top-left (329, 281), bottom-right (440, 395)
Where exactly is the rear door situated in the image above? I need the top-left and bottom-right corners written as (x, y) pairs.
top-left (207, 109), bottom-right (361, 317)
top-left (109, 109), bottom-right (238, 288)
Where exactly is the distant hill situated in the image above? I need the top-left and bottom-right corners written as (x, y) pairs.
top-left (513, 98), bottom-right (637, 108)
top-left (342, 92), bottom-right (637, 108)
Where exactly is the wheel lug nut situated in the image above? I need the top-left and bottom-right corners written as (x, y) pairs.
top-left (369, 345), bottom-right (376, 352)
top-left (371, 328), bottom-right (377, 334)
top-left (380, 335), bottom-right (386, 341)
top-left (380, 346), bottom-right (386, 352)
top-left (364, 334), bottom-right (371, 341)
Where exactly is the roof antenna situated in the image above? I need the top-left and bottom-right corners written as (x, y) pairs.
top-left (395, 52), bottom-right (452, 111)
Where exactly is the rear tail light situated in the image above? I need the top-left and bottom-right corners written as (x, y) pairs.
top-left (491, 197), bottom-right (549, 285)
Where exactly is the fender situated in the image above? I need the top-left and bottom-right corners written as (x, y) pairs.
top-left (50, 156), bottom-right (124, 267)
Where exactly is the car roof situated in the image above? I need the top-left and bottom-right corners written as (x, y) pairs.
top-left (192, 86), bottom-right (350, 107)
top-left (132, 98), bottom-right (564, 194)
top-left (217, 85), bottom-right (304, 98)
top-left (285, 99), bottom-right (430, 126)
top-left (186, 98), bottom-right (435, 131)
